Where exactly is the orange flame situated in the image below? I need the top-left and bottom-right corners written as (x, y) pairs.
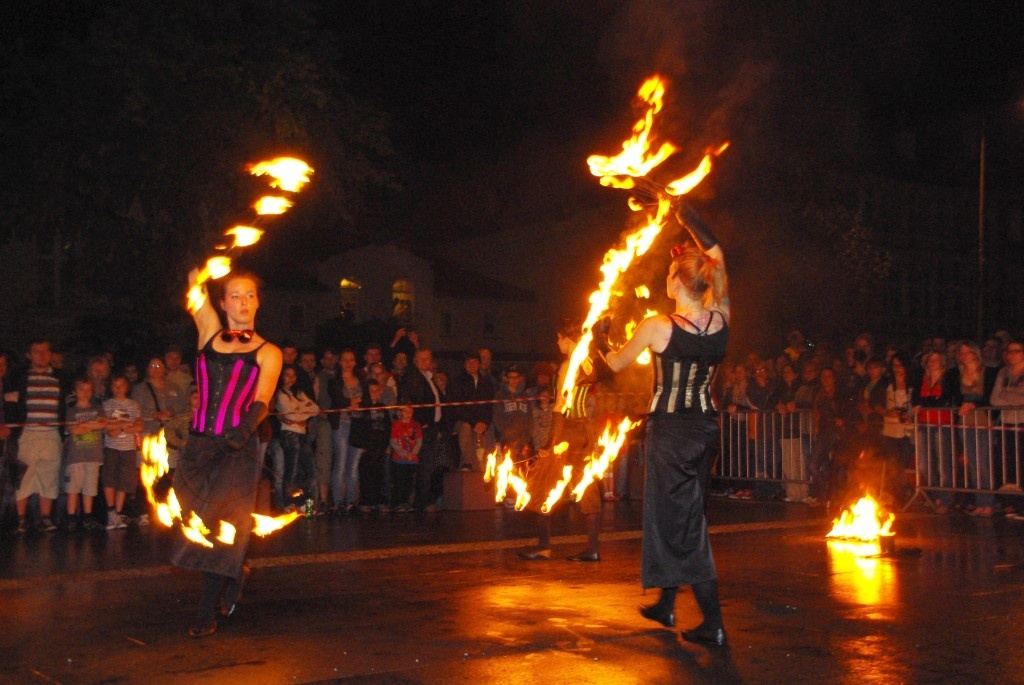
top-left (224, 226), bottom-right (264, 248)
top-left (570, 417), bottom-right (639, 502)
top-left (561, 75), bottom-right (727, 413)
top-left (252, 511), bottom-right (301, 537)
top-left (483, 447), bottom-right (531, 510)
top-left (141, 429), bottom-right (299, 546)
top-left (587, 76), bottom-right (676, 184)
top-left (187, 157), bottom-right (311, 312)
top-left (248, 157), bottom-right (314, 192)
top-left (826, 495), bottom-right (895, 542)
top-left (253, 196), bottom-right (293, 215)
top-left (541, 465), bottom-right (574, 514)
top-left (186, 255), bottom-right (233, 314)
top-left (558, 209), bottom-right (668, 410)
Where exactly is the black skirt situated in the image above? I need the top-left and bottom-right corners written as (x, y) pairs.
top-left (169, 433), bottom-right (262, 580)
top-left (641, 413), bottom-right (719, 589)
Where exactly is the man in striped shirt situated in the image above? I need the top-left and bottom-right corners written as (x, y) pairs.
top-left (15, 339), bottom-right (65, 534)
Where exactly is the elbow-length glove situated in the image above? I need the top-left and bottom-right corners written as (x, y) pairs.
top-left (675, 202), bottom-right (720, 252)
top-left (221, 401), bottom-right (269, 451)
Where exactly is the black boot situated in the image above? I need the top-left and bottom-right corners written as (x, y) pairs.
top-left (639, 587), bottom-right (677, 627)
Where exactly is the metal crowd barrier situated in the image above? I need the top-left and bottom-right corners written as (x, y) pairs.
top-left (910, 405), bottom-right (1024, 508)
top-left (716, 409), bottom-right (813, 500)
top-left (715, 405), bottom-right (1024, 508)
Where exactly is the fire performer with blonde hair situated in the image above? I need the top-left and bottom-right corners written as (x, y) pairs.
top-left (172, 267), bottom-right (282, 638)
top-left (601, 200), bottom-right (730, 647)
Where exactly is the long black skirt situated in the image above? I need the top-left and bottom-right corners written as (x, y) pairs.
top-left (641, 413), bottom-right (719, 589)
top-left (169, 433), bottom-right (261, 580)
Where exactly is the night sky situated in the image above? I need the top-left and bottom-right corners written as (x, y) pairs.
top-left (2, 1), bottom-right (1023, 356)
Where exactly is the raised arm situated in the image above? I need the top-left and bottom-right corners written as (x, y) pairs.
top-left (189, 268), bottom-right (223, 348)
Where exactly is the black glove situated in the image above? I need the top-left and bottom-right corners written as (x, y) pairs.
top-left (591, 316), bottom-right (612, 356)
top-left (675, 202), bottom-right (720, 251)
top-left (221, 401), bottom-right (268, 451)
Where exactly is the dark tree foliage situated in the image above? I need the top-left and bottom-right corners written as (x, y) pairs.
top-left (0, 0), bottom-right (395, 320)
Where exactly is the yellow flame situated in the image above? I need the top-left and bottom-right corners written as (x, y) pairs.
top-left (571, 417), bottom-right (638, 502)
top-left (664, 142), bottom-right (730, 196)
top-left (182, 512), bottom-right (213, 548)
top-left (225, 226), bottom-right (264, 248)
top-left (217, 521), bottom-right (237, 545)
top-left (559, 209), bottom-right (668, 410)
top-left (248, 157), bottom-right (314, 192)
top-left (635, 285), bottom-right (650, 299)
top-left (587, 76), bottom-right (676, 181)
top-left (826, 495), bottom-right (895, 542)
top-left (552, 442), bottom-right (569, 456)
top-left (186, 255), bottom-right (234, 314)
top-left (561, 76), bottom-right (728, 415)
top-left (253, 196), bottom-right (293, 215)
top-left (541, 465), bottom-right (574, 513)
top-left (252, 511), bottom-right (301, 537)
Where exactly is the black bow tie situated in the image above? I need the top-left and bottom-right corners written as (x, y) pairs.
top-left (221, 329), bottom-right (254, 343)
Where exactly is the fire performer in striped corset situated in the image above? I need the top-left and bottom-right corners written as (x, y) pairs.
top-left (172, 268), bottom-right (282, 638)
top-left (602, 201), bottom-right (731, 647)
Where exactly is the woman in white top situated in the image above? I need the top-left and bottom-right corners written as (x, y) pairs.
top-left (276, 364), bottom-right (318, 506)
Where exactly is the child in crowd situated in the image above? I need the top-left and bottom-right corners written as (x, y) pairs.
top-left (389, 405), bottom-right (421, 513)
top-left (531, 388), bottom-right (554, 453)
top-left (351, 380), bottom-right (393, 512)
top-left (102, 374), bottom-right (143, 529)
top-left (65, 377), bottom-right (107, 531)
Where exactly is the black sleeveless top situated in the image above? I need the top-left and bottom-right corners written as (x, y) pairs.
top-left (191, 334), bottom-right (265, 436)
top-left (649, 313), bottom-right (728, 416)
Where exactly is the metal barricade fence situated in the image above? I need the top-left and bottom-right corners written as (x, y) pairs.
top-left (911, 405), bottom-right (1024, 507)
top-left (715, 405), bottom-right (1024, 508)
top-left (717, 409), bottom-right (813, 499)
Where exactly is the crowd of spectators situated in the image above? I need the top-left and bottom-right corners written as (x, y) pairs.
top-left (715, 328), bottom-right (1024, 519)
top-left (0, 326), bottom-right (569, 534)
top-left (3, 323), bottom-right (1024, 535)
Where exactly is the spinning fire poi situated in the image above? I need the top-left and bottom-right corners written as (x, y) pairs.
top-left (142, 157), bottom-right (311, 639)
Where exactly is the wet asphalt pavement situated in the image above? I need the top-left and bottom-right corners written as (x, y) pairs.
top-left (2, 493), bottom-right (1024, 684)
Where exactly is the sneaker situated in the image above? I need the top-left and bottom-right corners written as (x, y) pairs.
top-left (83, 518), bottom-right (105, 532)
top-left (106, 510), bottom-right (118, 530)
top-left (115, 514), bottom-right (129, 529)
top-left (39, 517), bottom-right (58, 533)
top-left (376, 504), bottom-right (391, 513)
top-left (359, 505), bottom-right (372, 514)
top-left (396, 503), bottom-right (413, 513)
top-left (16, 518), bottom-right (29, 534)
top-left (138, 513), bottom-right (150, 527)
top-left (66, 519), bottom-right (80, 534)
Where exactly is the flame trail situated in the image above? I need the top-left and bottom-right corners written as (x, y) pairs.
top-left (186, 157), bottom-right (313, 314)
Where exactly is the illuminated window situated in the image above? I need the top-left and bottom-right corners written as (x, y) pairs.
top-left (392, 279), bottom-right (414, 325)
top-left (339, 277), bottom-right (362, 321)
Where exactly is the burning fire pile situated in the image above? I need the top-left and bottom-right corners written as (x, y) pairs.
top-left (826, 495), bottom-right (896, 554)
top-left (483, 75), bottom-right (725, 510)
